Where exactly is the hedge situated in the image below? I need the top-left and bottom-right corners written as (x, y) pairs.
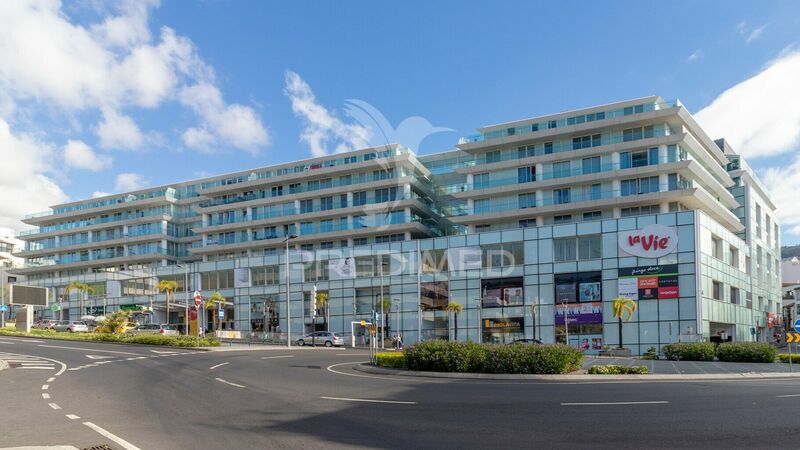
top-left (779, 354), bottom-right (800, 364)
top-left (0, 327), bottom-right (220, 347)
top-left (717, 342), bottom-right (777, 363)
top-left (588, 365), bottom-right (648, 375)
top-left (375, 352), bottom-right (406, 369)
top-left (401, 341), bottom-right (583, 374)
top-left (662, 342), bottom-right (715, 361)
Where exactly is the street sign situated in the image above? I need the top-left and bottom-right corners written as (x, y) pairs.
top-left (787, 332), bottom-right (800, 344)
top-left (367, 324), bottom-right (377, 335)
top-left (360, 320), bottom-right (366, 326)
top-left (218, 308), bottom-right (224, 319)
top-left (50, 303), bottom-right (61, 312)
top-left (194, 291), bottom-right (202, 306)
top-left (0, 305), bottom-right (7, 312)
top-left (794, 319), bottom-right (800, 334)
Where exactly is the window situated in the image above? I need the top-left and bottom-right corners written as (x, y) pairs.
top-left (481, 242), bottom-right (524, 268)
top-left (486, 151), bottom-right (501, 163)
top-left (340, 194), bottom-right (348, 208)
top-left (474, 172), bottom-right (490, 189)
top-left (581, 157), bottom-right (601, 174)
top-left (320, 241), bottom-right (333, 249)
top-left (623, 104), bottom-right (645, 115)
top-left (553, 214), bottom-right (572, 224)
top-left (289, 183), bottom-right (301, 194)
top-left (552, 161), bottom-right (571, 178)
top-left (581, 184), bottom-right (601, 201)
top-left (620, 205), bottom-right (660, 217)
top-left (519, 219), bottom-right (536, 228)
top-left (474, 198), bottom-right (490, 214)
top-left (553, 188), bottom-right (570, 204)
top-left (300, 244), bottom-right (314, 251)
top-left (729, 246), bottom-right (739, 267)
top-left (353, 238), bottom-right (368, 246)
top-left (572, 134), bottom-right (601, 150)
top-left (712, 281), bottom-right (722, 300)
top-left (353, 191), bottom-right (367, 206)
top-left (544, 142), bottom-right (553, 154)
top-left (374, 187), bottom-right (397, 203)
top-left (518, 166), bottom-right (535, 183)
top-left (353, 215), bottom-right (367, 228)
top-left (622, 125), bottom-right (655, 142)
top-left (554, 238), bottom-right (577, 262)
top-left (518, 145), bottom-right (535, 159)
top-left (271, 186), bottom-right (283, 197)
top-left (300, 222), bottom-right (313, 235)
top-left (320, 196), bottom-right (333, 211)
top-left (320, 219), bottom-right (333, 233)
top-left (519, 193), bottom-right (536, 209)
top-left (299, 199), bottom-right (313, 213)
top-left (578, 235), bottom-right (602, 260)
top-left (548, 120), bottom-right (557, 129)
top-left (475, 224), bottom-right (491, 233)
top-left (621, 176), bottom-right (659, 196)
top-left (583, 211), bottom-right (602, 221)
top-left (711, 235), bottom-right (723, 259)
top-left (730, 287), bottom-right (740, 305)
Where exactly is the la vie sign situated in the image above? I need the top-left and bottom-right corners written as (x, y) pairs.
top-left (618, 224), bottom-right (678, 258)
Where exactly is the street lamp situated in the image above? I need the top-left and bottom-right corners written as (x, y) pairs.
top-left (284, 234), bottom-right (297, 347)
top-left (176, 263), bottom-right (190, 335)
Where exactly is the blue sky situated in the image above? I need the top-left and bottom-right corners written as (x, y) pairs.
top-left (2, 1), bottom-right (800, 242)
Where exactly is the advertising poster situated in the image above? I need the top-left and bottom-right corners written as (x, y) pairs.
top-left (578, 282), bottom-right (601, 302)
top-left (503, 287), bottom-right (524, 305)
top-left (618, 265), bottom-right (679, 300)
top-left (617, 277), bottom-right (638, 300)
top-left (329, 257), bottom-right (356, 280)
top-left (556, 283), bottom-right (577, 303)
top-left (555, 302), bottom-right (602, 325)
top-left (234, 267), bottom-right (251, 288)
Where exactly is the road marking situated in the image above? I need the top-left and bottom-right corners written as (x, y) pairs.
top-left (42, 393), bottom-right (50, 399)
top-left (215, 377), bottom-right (245, 388)
top-left (260, 355), bottom-right (294, 360)
top-left (0, 340), bottom-right (14, 344)
top-left (47, 377), bottom-right (55, 382)
top-left (66, 414), bottom-right (80, 420)
top-left (336, 353), bottom-right (369, 356)
top-left (20, 366), bottom-right (57, 370)
top-left (86, 355), bottom-right (115, 360)
top-left (38, 344), bottom-right (140, 355)
top-left (83, 421), bottom-right (142, 450)
top-left (561, 401), bottom-right (669, 406)
top-left (0, 337), bottom-right (45, 342)
top-left (48, 403), bottom-right (61, 410)
top-left (42, 384), bottom-right (49, 390)
top-left (150, 350), bottom-right (179, 354)
top-left (209, 362), bottom-right (230, 370)
top-left (320, 396), bottom-right (417, 405)
top-left (776, 394), bottom-right (800, 398)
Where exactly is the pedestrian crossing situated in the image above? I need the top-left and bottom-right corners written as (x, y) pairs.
top-left (0, 352), bottom-right (57, 370)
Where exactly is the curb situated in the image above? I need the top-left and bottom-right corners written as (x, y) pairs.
top-left (0, 333), bottom-right (216, 351)
top-left (355, 364), bottom-right (800, 381)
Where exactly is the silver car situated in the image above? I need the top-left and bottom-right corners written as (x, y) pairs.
top-left (53, 320), bottom-right (89, 333)
top-left (130, 324), bottom-right (179, 336)
top-left (296, 332), bottom-right (344, 347)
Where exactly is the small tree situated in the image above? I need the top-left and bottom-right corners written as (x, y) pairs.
top-left (612, 297), bottom-right (637, 349)
top-left (156, 280), bottom-right (178, 325)
top-left (379, 298), bottom-right (393, 342)
top-left (66, 281), bottom-right (95, 318)
top-left (315, 291), bottom-right (329, 331)
top-left (96, 310), bottom-right (132, 334)
top-left (444, 302), bottom-right (463, 341)
top-left (204, 292), bottom-right (226, 332)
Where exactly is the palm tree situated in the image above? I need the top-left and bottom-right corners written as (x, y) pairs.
top-left (204, 291), bottom-right (226, 332)
top-left (264, 299), bottom-right (276, 336)
top-left (315, 291), bottom-right (329, 331)
top-left (156, 280), bottom-right (178, 325)
top-left (612, 297), bottom-right (637, 349)
top-left (65, 281), bottom-right (94, 318)
top-left (379, 298), bottom-right (393, 343)
top-left (444, 301), bottom-right (463, 341)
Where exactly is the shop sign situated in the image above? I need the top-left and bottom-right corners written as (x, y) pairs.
top-left (618, 224), bottom-right (678, 258)
top-left (618, 265), bottom-right (679, 301)
top-left (555, 302), bottom-right (602, 326)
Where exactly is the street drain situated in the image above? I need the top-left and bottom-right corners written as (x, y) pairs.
top-left (83, 445), bottom-right (114, 450)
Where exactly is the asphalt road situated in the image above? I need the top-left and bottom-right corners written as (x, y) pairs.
top-left (1, 336), bottom-right (799, 450)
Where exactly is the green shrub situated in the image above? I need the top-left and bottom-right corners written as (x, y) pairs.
top-left (588, 364), bottom-right (648, 375)
top-left (717, 342), bottom-right (777, 363)
top-left (662, 342), bottom-right (715, 361)
top-left (778, 354), bottom-right (800, 364)
top-left (402, 341), bottom-right (583, 374)
top-left (0, 327), bottom-right (219, 347)
top-left (375, 352), bottom-right (406, 369)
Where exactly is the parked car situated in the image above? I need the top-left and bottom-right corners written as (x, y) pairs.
top-left (38, 319), bottom-right (58, 330)
top-left (296, 331), bottom-right (344, 347)
top-left (53, 320), bottom-right (89, 333)
top-left (130, 324), bottom-right (179, 336)
top-left (509, 338), bottom-right (543, 345)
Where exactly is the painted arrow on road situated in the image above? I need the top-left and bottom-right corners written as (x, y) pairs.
top-left (787, 333), bottom-right (800, 343)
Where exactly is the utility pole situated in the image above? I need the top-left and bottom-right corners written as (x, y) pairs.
top-left (379, 260), bottom-right (385, 349)
top-left (563, 300), bottom-right (570, 345)
top-left (284, 234), bottom-right (296, 347)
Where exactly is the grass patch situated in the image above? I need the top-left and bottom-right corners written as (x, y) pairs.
top-left (0, 327), bottom-right (220, 347)
top-left (588, 364), bottom-right (648, 375)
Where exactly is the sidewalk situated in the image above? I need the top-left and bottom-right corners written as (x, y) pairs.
top-left (584, 356), bottom-right (798, 375)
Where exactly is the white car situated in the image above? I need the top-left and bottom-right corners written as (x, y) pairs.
top-left (130, 324), bottom-right (179, 336)
top-left (53, 320), bottom-right (89, 333)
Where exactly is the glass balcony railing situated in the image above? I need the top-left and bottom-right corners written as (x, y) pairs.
top-left (24, 189), bottom-right (183, 220)
top-left (439, 156), bottom-right (684, 194)
top-left (458, 101), bottom-right (679, 145)
top-left (18, 211), bottom-right (172, 237)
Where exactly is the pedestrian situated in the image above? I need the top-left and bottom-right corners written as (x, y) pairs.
top-left (397, 333), bottom-right (403, 350)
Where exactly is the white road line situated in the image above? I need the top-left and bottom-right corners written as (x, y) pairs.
top-left (66, 414), bottom-right (80, 420)
top-left (48, 403), bottom-right (61, 410)
top-left (38, 344), bottom-right (141, 355)
top-left (47, 377), bottom-right (55, 382)
top-left (42, 384), bottom-right (49, 390)
top-left (776, 394), bottom-right (800, 398)
top-left (215, 377), bottom-right (246, 388)
top-left (0, 337), bottom-right (45, 342)
top-left (209, 362), bottom-right (230, 370)
top-left (42, 393), bottom-right (50, 399)
top-left (20, 366), bottom-right (57, 370)
top-left (561, 401), bottom-right (669, 406)
top-left (320, 396), bottom-right (417, 405)
top-left (260, 355), bottom-right (294, 359)
top-left (83, 421), bottom-right (142, 450)
top-left (336, 353), bottom-right (369, 356)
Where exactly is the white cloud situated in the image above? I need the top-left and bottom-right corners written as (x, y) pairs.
top-left (92, 191), bottom-right (112, 198)
top-left (114, 173), bottom-right (147, 192)
top-left (687, 49), bottom-right (703, 63)
top-left (63, 139), bottom-right (111, 171)
top-left (761, 158), bottom-right (800, 236)
top-left (96, 107), bottom-right (144, 150)
top-left (179, 82), bottom-right (269, 153)
top-left (694, 50), bottom-right (800, 159)
top-left (737, 21), bottom-right (767, 43)
top-left (0, 118), bottom-right (68, 232)
top-left (284, 71), bottom-right (370, 157)
top-left (746, 25), bottom-right (766, 43)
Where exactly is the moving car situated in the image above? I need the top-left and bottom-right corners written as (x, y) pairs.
top-left (35, 319), bottom-right (58, 330)
top-left (296, 331), bottom-right (344, 347)
top-left (53, 320), bottom-right (89, 333)
top-left (130, 324), bottom-right (179, 336)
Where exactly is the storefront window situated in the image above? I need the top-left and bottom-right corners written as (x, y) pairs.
top-left (554, 272), bottom-right (603, 353)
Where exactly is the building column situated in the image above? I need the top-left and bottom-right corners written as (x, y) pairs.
top-left (467, 199), bottom-right (474, 213)
top-left (466, 174), bottom-right (474, 191)
top-left (535, 190), bottom-right (544, 207)
top-left (123, 244), bottom-right (128, 256)
top-left (612, 179), bottom-right (621, 197)
top-left (201, 214), bottom-right (209, 227)
top-left (403, 183), bottom-right (411, 199)
top-left (535, 163), bottom-right (544, 180)
top-left (611, 151), bottom-right (620, 168)
top-left (613, 207), bottom-right (622, 218)
top-left (404, 207), bottom-right (411, 223)
top-left (346, 192), bottom-right (353, 206)
top-left (536, 216), bottom-right (545, 226)
top-left (658, 144), bottom-right (668, 164)
top-left (659, 173), bottom-right (669, 192)
top-left (86, 230), bottom-right (92, 243)
top-left (660, 203), bottom-right (670, 213)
